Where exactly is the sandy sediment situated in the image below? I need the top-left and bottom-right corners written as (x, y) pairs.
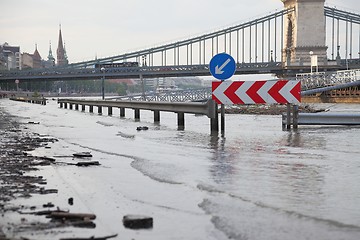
top-left (0, 108), bottom-right (58, 238)
top-left (0, 105), bottom-right (121, 240)
top-left (0, 107), bottom-right (109, 240)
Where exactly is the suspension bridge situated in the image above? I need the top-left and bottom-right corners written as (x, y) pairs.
top-left (1, 0), bottom-right (360, 101)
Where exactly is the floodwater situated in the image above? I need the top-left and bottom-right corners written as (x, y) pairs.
top-left (1, 98), bottom-right (360, 240)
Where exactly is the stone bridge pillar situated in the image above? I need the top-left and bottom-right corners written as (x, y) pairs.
top-left (282, 0), bottom-right (327, 67)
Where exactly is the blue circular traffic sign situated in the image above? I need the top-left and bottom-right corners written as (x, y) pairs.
top-left (209, 53), bottom-right (236, 81)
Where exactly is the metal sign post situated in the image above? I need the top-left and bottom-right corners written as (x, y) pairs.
top-left (209, 53), bottom-right (236, 135)
top-left (212, 80), bottom-right (302, 131)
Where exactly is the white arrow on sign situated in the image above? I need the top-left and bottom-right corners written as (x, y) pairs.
top-left (215, 58), bottom-right (231, 74)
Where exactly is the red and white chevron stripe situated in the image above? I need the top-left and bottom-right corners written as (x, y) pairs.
top-left (212, 80), bottom-right (301, 105)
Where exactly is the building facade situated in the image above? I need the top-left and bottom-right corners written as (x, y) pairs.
top-left (0, 43), bottom-right (21, 70)
top-left (21, 44), bottom-right (43, 69)
top-left (21, 52), bottom-right (34, 69)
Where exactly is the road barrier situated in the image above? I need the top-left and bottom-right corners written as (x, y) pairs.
top-left (58, 99), bottom-right (219, 133)
top-left (10, 97), bottom-right (47, 105)
top-left (282, 112), bottom-right (360, 128)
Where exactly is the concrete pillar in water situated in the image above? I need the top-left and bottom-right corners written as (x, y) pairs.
top-left (89, 105), bottom-right (93, 113)
top-left (75, 104), bottom-right (79, 111)
top-left (82, 105), bottom-right (85, 112)
top-left (134, 109), bottom-right (140, 121)
top-left (108, 107), bottom-right (112, 116)
top-left (177, 112), bottom-right (185, 130)
top-left (120, 108), bottom-right (125, 117)
top-left (98, 106), bottom-right (102, 115)
top-left (154, 110), bottom-right (160, 123)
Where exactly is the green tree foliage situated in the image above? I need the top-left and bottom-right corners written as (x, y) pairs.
top-left (116, 83), bottom-right (128, 96)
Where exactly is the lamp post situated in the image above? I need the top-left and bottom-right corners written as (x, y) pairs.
top-left (15, 79), bottom-right (19, 91)
top-left (309, 51), bottom-right (314, 74)
top-left (100, 67), bottom-right (105, 100)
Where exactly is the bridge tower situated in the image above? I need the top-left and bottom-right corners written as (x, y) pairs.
top-left (282, 0), bottom-right (328, 67)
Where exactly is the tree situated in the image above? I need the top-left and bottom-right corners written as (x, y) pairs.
top-left (117, 83), bottom-right (128, 96)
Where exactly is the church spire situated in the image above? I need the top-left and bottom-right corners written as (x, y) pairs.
top-left (56, 24), bottom-right (68, 66)
top-left (63, 41), bottom-right (68, 61)
top-left (48, 41), bottom-right (55, 65)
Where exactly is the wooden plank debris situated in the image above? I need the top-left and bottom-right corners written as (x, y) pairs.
top-left (49, 212), bottom-right (96, 220)
top-left (73, 152), bottom-right (93, 158)
top-left (60, 234), bottom-right (118, 240)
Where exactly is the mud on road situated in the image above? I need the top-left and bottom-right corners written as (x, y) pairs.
top-left (0, 109), bottom-right (118, 240)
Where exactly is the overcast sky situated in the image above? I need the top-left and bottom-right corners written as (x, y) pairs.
top-left (1, 0), bottom-right (359, 63)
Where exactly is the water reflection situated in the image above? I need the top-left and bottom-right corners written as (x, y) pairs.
top-left (207, 131), bottom-right (327, 213)
top-left (270, 161), bottom-right (326, 208)
top-left (279, 131), bottom-right (326, 149)
top-left (284, 131), bottom-right (302, 147)
top-left (208, 135), bottom-right (240, 185)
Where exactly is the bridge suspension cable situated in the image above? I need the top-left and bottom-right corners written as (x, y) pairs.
top-left (325, 6), bottom-right (360, 61)
top-left (64, 8), bottom-right (294, 69)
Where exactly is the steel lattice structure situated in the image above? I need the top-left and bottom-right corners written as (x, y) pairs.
top-left (297, 68), bottom-right (360, 93)
top-left (115, 88), bottom-right (212, 102)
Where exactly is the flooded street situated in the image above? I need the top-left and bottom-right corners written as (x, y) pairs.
top-left (1, 99), bottom-right (360, 240)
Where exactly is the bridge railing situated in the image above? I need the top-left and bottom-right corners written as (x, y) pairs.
top-left (114, 87), bottom-right (212, 102)
top-left (335, 69), bottom-right (360, 83)
top-left (297, 69), bottom-right (360, 91)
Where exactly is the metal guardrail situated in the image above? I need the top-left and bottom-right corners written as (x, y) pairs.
top-left (283, 112), bottom-right (360, 125)
top-left (57, 99), bottom-right (217, 118)
top-left (57, 98), bottom-right (219, 133)
top-left (10, 97), bottom-right (47, 105)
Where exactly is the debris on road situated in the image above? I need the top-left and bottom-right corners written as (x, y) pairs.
top-left (136, 126), bottom-right (149, 131)
top-left (73, 152), bottom-right (93, 158)
top-left (60, 234), bottom-right (118, 240)
top-left (123, 214), bottom-right (153, 229)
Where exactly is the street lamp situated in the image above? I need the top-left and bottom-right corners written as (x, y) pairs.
top-left (309, 51), bottom-right (314, 73)
top-left (309, 51), bottom-right (319, 74)
top-left (15, 79), bottom-right (19, 91)
top-left (100, 67), bottom-right (105, 100)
